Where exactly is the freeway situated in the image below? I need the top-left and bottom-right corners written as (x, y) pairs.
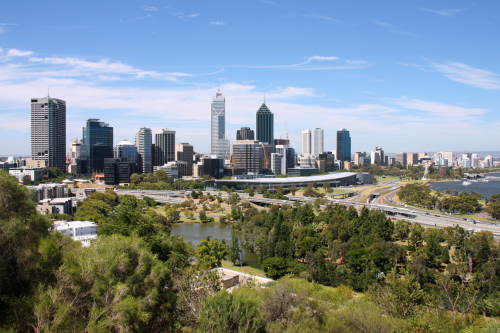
top-left (106, 188), bottom-right (500, 239)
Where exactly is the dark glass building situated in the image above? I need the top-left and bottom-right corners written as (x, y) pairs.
top-left (255, 102), bottom-right (274, 148)
top-left (104, 158), bottom-right (137, 185)
top-left (81, 119), bottom-right (113, 174)
top-left (203, 157), bottom-right (224, 179)
top-left (336, 128), bottom-right (351, 162)
top-left (236, 127), bottom-right (255, 140)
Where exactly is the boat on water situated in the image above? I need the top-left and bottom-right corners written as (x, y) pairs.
top-left (462, 181), bottom-right (472, 186)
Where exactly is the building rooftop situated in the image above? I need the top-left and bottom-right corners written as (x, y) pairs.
top-left (54, 221), bottom-right (97, 231)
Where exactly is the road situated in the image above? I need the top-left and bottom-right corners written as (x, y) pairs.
top-left (106, 187), bottom-right (500, 239)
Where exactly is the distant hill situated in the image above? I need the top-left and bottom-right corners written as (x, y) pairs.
top-left (386, 151), bottom-right (500, 158)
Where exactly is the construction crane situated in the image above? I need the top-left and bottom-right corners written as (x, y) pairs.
top-left (262, 144), bottom-right (270, 169)
top-left (284, 122), bottom-right (289, 145)
top-left (230, 155), bottom-right (236, 175)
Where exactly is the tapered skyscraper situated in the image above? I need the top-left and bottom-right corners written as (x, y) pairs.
top-left (30, 95), bottom-right (66, 171)
top-left (256, 101), bottom-right (274, 148)
top-left (211, 88), bottom-right (230, 158)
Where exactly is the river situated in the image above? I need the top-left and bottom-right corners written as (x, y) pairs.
top-left (429, 175), bottom-right (500, 199)
top-left (171, 223), bottom-right (261, 269)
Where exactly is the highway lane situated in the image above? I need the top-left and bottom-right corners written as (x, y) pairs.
top-left (106, 188), bottom-right (500, 238)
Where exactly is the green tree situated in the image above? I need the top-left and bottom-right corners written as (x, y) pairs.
top-left (228, 229), bottom-right (242, 265)
top-left (196, 289), bottom-right (264, 333)
top-left (262, 257), bottom-right (287, 279)
top-left (408, 223), bottom-right (424, 252)
top-left (289, 186), bottom-right (297, 196)
top-left (155, 169), bottom-right (168, 182)
top-left (47, 167), bottom-right (63, 179)
top-left (22, 174), bottom-right (32, 184)
top-left (31, 235), bottom-right (177, 332)
top-left (367, 268), bottom-right (427, 318)
top-left (394, 219), bottom-right (411, 243)
top-left (199, 210), bottom-right (207, 222)
top-left (221, 185), bottom-right (229, 192)
top-left (130, 173), bottom-right (141, 185)
top-left (195, 238), bottom-right (228, 269)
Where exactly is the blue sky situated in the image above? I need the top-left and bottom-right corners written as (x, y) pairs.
top-left (0, 0), bottom-right (499, 155)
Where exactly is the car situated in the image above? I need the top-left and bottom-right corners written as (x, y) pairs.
top-left (435, 215), bottom-right (440, 217)
top-left (391, 217), bottom-right (397, 220)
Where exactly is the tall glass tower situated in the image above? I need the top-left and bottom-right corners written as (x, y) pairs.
top-left (312, 128), bottom-right (324, 157)
top-left (256, 101), bottom-right (274, 148)
top-left (336, 128), bottom-right (351, 162)
top-left (211, 88), bottom-right (230, 158)
top-left (81, 119), bottom-right (113, 174)
top-left (30, 95), bottom-right (66, 171)
top-left (135, 127), bottom-right (152, 174)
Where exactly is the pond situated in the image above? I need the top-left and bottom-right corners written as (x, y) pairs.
top-left (170, 223), bottom-right (261, 270)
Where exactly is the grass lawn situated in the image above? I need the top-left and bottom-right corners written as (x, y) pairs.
top-left (294, 188), bottom-right (348, 196)
top-left (220, 260), bottom-right (267, 277)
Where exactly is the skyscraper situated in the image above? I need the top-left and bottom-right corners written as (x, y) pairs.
top-left (375, 146), bottom-right (384, 166)
top-left (155, 128), bottom-right (175, 166)
top-left (302, 129), bottom-right (311, 156)
top-left (336, 128), bottom-right (351, 162)
top-left (255, 101), bottom-right (274, 148)
top-left (136, 127), bottom-right (152, 174)
top-left (236, 127), bottom-right (255, 141)
top-left (211, 88), bottom-right (230, 159)
top-left (81, 119), bottom-right (113, 174)
top-left (175, 143), bottom-right (194, 176)
top-left (30, 95), bottom-right (66, 171)
top-left (312, 128), bottom-right (324, 157)
top-left (114, 139), bottom-right (138, 163)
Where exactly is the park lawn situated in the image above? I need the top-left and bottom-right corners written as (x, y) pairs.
top-left (379, 176), bottom-right (401, 181)
top-left (220, 260), bottom-right (267, 277)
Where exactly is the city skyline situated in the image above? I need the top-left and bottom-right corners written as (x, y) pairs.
top-left (0, 1), bottom-right (499, 155)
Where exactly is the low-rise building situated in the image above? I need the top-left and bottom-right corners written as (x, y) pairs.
top-left (53, 221), bottom-right (98, 247)
top-left (27, 183), bottom-right (65, 201)
top-left (37, 197), bottom-right (75, 215)
top-left (287, 166), bottom-right (320, 177)
top-left (9, 166), bottom-right (45, 182)
top-left (75, 188), bottom-right (96, 201)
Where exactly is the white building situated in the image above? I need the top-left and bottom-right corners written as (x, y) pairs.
top-left (302, 129), bottom-right (311, 156)
top-left (311, 128), bottom-right (324, 157)
top-left (370, 151), bottom-right (380, 165)
top-left (462, 157), bottom-right (471, 169)
top-left (211, 88), bottom-right (230, 159)
top-left (300, 155), bottom-right (317, 168)
top-left (27, 183), bottom-right (65, 201)
top-left (136, 127), bottom-right (153, 174)
top-left (9, 166), bottom-right (45, 183)
top-left (53, 221), bottom-right (98, 247)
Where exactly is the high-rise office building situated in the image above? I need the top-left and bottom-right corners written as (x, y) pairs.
top-left (274, 138), bottom-right (289, 146)
top-left (233, 140), bottom-right (264, 174)
top-left (353, 152), bottom-right (367, 166)
top-left (302, 129), bottom-right (311, 156)
top-left (114, 139), bottom-right (138, 163)
top-left (256, 102), bottom-right (274, 148)
top-left (211, 88), bottom-right (230, 159)
top-left (136, 127), bottom-right (152, 174)
top-left (155, 129), bottom-right (175, 166)
top-left (396, 152), bottom-right (407, 166)
top-left (81, 119), bottom-right (113, 174)
top-left (370, 151), bottom-right (380, 165)
top-left (271, 153), bottom-right (283, 175)
top-left (236, 127), bottom-right (255, 141)
top-left (336, 128), bottom-right (351, 162)
top-left (175, 143), bottom-right (194, 177)
top-left (30, 95), bottom-right (66, 171)
top-left (375, 146), bottom-right (384, 166)
top-left (407, 153), bottom-right (419, 166)
top-left (276, 145), bottom-right (295, 174)
top-left (312, 128), bottom-right (324, 157)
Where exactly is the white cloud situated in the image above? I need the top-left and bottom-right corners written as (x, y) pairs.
top-left (141, 6), bottom-right (158, 11)
top-left (209, 21), bottom-right (225, 25)
top-left (6, 49), bottom-right (34, 57)
top-left (173, 13), bottom-right (199, 19)
top-left (0, 49), bottom-right (495, 154)
top-left (431, 61), bottom-right (500, 90)
top-left (420, 3), bottom-right (475, 17)
top-left (385, 97), bottom-right (488, 118)
top-left (372, 21), bottom-right (418, 36)
top-left (236, 55), bottom-right (370, 70)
